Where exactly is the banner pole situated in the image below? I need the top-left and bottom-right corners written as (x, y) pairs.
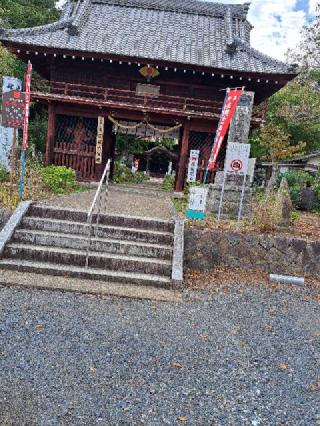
top-left (203, 89), bottom-right (229, 186)
top-left (19, 61), bottom-right (32, 198)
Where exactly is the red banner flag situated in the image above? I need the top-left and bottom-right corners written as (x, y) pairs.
top-left (207, 88), bottom-right (244, 171)
top-left (22, 61), bottom-right (32, 151)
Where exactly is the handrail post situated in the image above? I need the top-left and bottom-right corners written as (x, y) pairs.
top-left (85, 159), bottom-right (111, 268)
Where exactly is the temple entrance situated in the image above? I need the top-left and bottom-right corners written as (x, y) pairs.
top-left (112, 118), bottom-right (180, 183)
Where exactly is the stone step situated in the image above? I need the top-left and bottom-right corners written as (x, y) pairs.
top-left (110, 183), bottom-right (170, 197)
top-left (29, 205), bottom-right (174, 232)
top-left (5, 243), bottom-right (172, 276)
top-left (22, 217), bottom-right (174, 245)
top-left (13, 229), bottom-right (173, 260)
top-left (0, 259), bottom-right (172, 288)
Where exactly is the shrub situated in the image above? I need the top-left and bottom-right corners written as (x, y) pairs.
top-left (0, 164), bottom-right (9, 182)
top-left (252, 193), bottom-right (283, 232)
top-left (41, 166), bottom-right (78, 194)
top-left (162, 175), bottom-right (175, 191)
top-left (112, 161), bottom-right (149, 184)
top-left (277, 170), bottom-right (316, 208)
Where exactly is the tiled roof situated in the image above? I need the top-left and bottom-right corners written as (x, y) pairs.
top-left (0, 0), bottom-right (295, 75)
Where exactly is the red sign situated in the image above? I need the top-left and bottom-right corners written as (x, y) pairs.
top-left (207, 88), bottom-right (244, 171)
top-left (230, 159), bottom-right (243, 172)
top-left (22, 61), bottom-right (32, 151)
top-left (1, 90), bottom-right (26, 128)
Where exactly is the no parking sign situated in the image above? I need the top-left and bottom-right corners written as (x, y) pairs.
top-left (225, 142), bottom-right (250, 175)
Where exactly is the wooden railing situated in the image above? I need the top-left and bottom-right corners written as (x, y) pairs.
top-left (31, 80), bottom-right (223, 118)
top-left (53, 142), bottom-right (96, 181)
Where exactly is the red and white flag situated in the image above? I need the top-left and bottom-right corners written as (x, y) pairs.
top-left (207, 88), bottom-right (243, 171)
top-left (22, 61), bottom-right (32, 151)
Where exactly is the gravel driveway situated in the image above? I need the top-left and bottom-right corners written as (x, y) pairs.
top-left (0, 282), bottom-right (319, 425)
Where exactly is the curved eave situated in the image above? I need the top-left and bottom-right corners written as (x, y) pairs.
top-left (1, 40), bottom-right (297, 85)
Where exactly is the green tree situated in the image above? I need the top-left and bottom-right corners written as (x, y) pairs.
top-left (0, 0), bottom-right (60, 151)
top-left (250, 6), bottom-right (320, 159)
top-left (0, 0), bottom-right (59, 29)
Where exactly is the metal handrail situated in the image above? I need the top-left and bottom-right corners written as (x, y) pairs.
top-left (85, 159), bottom-right (111, 268)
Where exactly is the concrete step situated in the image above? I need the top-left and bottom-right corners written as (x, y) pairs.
top-left (5, 243), bottom-right (172, 276)
top-left (22, 217), bottom-right (174, 245)
top-left (0, 259), bottom-right (172, 288)
top-left (13, 229), bottom-right (173, 260)
top-left (29, 205), bottom-right (174, 233)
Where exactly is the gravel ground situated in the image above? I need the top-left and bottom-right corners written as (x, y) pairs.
top-left (0, 281), bottom-right (319, 425)
top-left (39, 186), bottom-right (174, 220)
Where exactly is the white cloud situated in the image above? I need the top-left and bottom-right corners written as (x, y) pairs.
top-left (309, 0), bottom-right (318, 14)
top-left (211, 0), bottom-right (309, 61)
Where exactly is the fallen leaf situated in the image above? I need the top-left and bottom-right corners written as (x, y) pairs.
top-left (279, 363), bottom-right (287, 370)
top-left (177, 416), bottom-right (188, 422)
top-left (315, 294), bottom-right (320, 301)
top-left (172, 362), bottom-right (183, 369)
top-left (199, 334), bottom-right (208, 340)
top-left (310, 382), bottom-right (319, 391)
top-left (268, 307), bottom-right (276, 316)
top-left (89, 366), bottom-right (97, 373)
top-left (35, 324), bottom-right (45, 332)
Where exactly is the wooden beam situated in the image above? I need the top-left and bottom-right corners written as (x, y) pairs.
top-left (45, 103), bottom-right (56, 165)
top-left (175, 121), bottom-right (191, 192)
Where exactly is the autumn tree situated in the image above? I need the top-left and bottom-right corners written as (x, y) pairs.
top-left (258, 123), bottom-right (306, 191)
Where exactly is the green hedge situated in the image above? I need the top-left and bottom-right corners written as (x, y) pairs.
top-left (277, 170), bottom-right (320, 210)
top-left (41, 166), bottom-right (79, 194)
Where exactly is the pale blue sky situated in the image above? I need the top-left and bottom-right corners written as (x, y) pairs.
top-left (56, 0), bottom-right (317, 61)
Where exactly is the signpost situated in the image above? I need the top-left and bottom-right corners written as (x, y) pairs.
top-left (0, 124), bottom-right (14, 171)
top-left (187, 150), bottom-right (200, 183)
top-left (1, 90), bottom-right (25, 128)
top-left (96, 116), bottom-right (104, 164)
top-left (186, 186), bottom-right (208, 220)
top-left (218, 142), bottom-right (251, 223)
top-left (1, 77), bottom-right (22, 193)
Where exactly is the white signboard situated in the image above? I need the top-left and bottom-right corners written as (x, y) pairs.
top-left (0, 77), bottom-right (22, 171)
top-left (188, 186), bottom-right (208, 212)
top-left (2, 76), bottom-right (22, 94)
top-left (95, 116), bottom-right (104, 164)
top-left (0, 124), bottom-right (14, 171)
top-left (225, 142), bottom-right (251, 175)
top-left (187, 150), bottom-right (200, 183)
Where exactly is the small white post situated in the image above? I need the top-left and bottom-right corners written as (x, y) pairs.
top-left (218, 171), bottom-right (227, 222)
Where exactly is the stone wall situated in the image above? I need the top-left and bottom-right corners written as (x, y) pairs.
top-left (184, 227), bottom-right (320, 276)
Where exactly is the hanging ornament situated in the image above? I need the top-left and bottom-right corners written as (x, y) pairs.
top-left (139, 65), bottom-right (160, 82)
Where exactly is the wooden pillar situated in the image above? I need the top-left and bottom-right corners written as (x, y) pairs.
top-left (175, 121), bottom-right (190, 192)
top-left (45, 103), bottom-right (56, 166)
top-left (109, 131), bottom-right (116, 179)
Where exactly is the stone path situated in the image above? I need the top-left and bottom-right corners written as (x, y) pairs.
top-left (0, 281), bottom-right (319, 425)
top-left (39, 184), bottom-right (174, 220)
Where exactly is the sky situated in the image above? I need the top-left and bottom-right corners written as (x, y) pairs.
top-left (56, 0), bottom-right (317, 61)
